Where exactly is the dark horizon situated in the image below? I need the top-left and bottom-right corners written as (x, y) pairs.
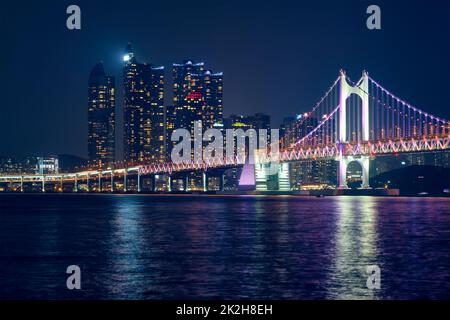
top-left (1, 0), bottom-right (449, 159)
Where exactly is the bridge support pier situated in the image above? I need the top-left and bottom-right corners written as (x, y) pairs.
top-left (168, 175), bottom-right (172, 192)
top-left (339, 155), bottom-right (370, 189)
top-left (255, 163), bottom-right (268, 191)
top-left (254, 162), bottom-right (291, 191)
top-left (111, 173), bottom-right (114, 192)
top-left (278, 163), bottom-right (291, 191)
top-left (184, 175), bottom-right (189, 192)
top-left (137, 172), bottom-right (141, 193)
top-left (202, 172), bottom-right (207, 192)
top-left (86, 174), bottom-right (90, 192)
top-left (123, 171), bottom-right (127, 192)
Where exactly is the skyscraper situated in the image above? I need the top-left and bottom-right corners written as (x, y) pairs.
top-left (123, 43), bottom-right (165, 164)
top-left (142, 65), bottom-right (165, 163)
top-left (195, 70), bottom-right (223, 129)
top-left (280, 112), bottom-right (318, 148)
top-left (165, 105), bottom-right (177, 161)
top-left (88, 62), bottom-right (115, 166)
top-left (171, 60), bottom-right (223, 137)
top-left (172, 60), bottom-right (204, 135)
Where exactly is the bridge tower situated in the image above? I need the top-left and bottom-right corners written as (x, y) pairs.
top-left (338, 70), bottom-right (370, 188)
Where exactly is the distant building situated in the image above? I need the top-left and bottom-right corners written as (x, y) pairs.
top-left (251, 113), bottom-right (271, 132)
top-left (223, 114), bottom-right (253, 131)
top-left (88, 62), bottom-right (115, 167)
top-left (281, 112), bottom-right (336, 189)
top-left (433, 151), bottom-right (450, 168)
top-left (280, 113), bottom-right (318, 148)
top-left (222, 113), bottom-right (271, 161)
top-left (123, 43), bottom-right (165, 164)
top-left (0, 156), bottom-right (59, 174)
top-left (36, 156), bottom-right (59, 174)
top-left (280, 116), bottom-right (296, 140)
top-left (372, 151), bottom-right (450, 177)
top-left (0, 157), bottom-right (36, 174)
top-left (290, 160), bottom-right (337, 189)
top-left (223, 113), bottom-right (271, 131)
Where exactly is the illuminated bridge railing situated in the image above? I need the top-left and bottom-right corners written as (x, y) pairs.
top-left (345, 135), bottom-right (450, 157)
top-left (139, 155), bottom-right (247, 175)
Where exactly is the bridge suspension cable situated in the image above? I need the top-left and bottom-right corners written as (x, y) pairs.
top-left (281, 76), bottom-right (341, 150)
top-left (346, 75), bottom-right (450, 141)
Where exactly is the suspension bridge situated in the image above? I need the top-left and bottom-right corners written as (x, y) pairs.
top-left (1, 70), bottom-right (449, 193)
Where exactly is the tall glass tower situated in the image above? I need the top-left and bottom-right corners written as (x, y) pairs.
top-left (195, 69), bottom-right (223, 129)
top-left (172, 60), bottom-right (205, 132)
top-left (88, 62), bottom-right (115, 167)
top-left (168, 60), bottom-right (223, 159)
top-left (123, 43), bottom-right (165, 164)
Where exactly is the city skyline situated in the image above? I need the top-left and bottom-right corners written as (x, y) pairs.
top-left (1, 0), bottom-right (449, 159)
top-left (1, 1), bottom-right (450, 305)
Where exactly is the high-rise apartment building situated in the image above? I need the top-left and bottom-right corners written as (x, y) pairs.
top-left (170, 60), bottom-right (223, 145)
top-left (88, 62), bottom-right (115, 166)
top-left (123, 43), bottom-right (165, 164)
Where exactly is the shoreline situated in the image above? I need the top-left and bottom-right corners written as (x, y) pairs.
top-left (0, 190), bottom-right (449, 198)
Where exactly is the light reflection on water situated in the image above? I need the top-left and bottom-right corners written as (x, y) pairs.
top-left (327, 197), bottom-right (379, 300)
top-left (108, 199), bottom-right (147, 298)
top-left (0, 194), bottom-right (449, 300)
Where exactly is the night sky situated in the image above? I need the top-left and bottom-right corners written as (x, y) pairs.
top-left (1, 0), bottom-right (449, 159)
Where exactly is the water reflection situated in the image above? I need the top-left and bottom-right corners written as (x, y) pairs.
top-left (107, 197), bottom-right (147, 298)
top-left (327, 197), bottom-right (379, 299)
top-left (1, 194), bottom-right (449, 299)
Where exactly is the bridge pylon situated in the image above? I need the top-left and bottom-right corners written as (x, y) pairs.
top-left (338, 70), bottom-right (370, 189)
